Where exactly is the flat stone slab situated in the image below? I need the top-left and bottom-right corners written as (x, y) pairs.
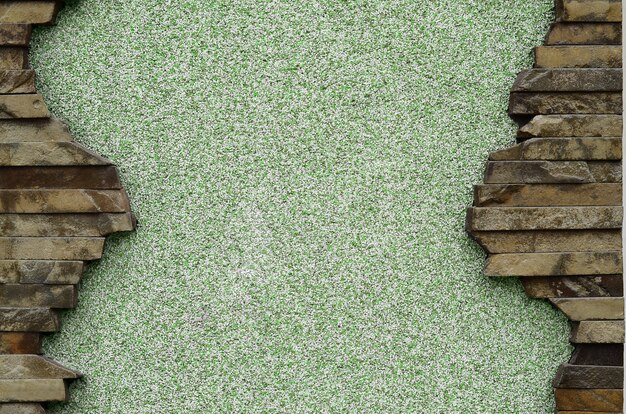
top-left (0, 333), bottom-right (40, 354)
top-left (554, 364), bottom-right (623, 388)
top-left (471, 230), bottom-right (621, 253)
top-left (0, 94), bottom-right (48, 119)
top-left (570, 344), bottom-right (623, 366)
top-left (468, 207), bottom-right (622, 231)
top-left (0, 118), bottom-right (72, 142)
top-left (0, 189), bottom-right (130, 213)
top-left (555, 388), bottom-right (623, 411)
top-left (474, 184), bottom-right (622, 207)
top-left (512, 69), bottom-right (622, 92)
top-left (0, 285), bottom-right (76, 308)
top-left (0, 379), bottom-right (66, 402)
top-left (518, 115), bottom-right (622, 138)
top-left (0, 47), bottom-right (27, 70)
top-left (0, 260), bottom-right (83, 284)
top-left (571, 320), bottom-right (625, 343)
top-left (557, 0), bottom-right (622, 22)
top-left (0, 308), bottom-right (59, 332)
top-left (0, 356), bottom-right (79, 380)
top-left (489, 138), bottom-right (621, 161)
top-left (0, 142), bottom-right (111, 166)
top-left (484, 161), bottom-right (621, 184)
top-left (522, 275), bottom-right (623, 298)
top-left (0, 404), bottom-right (45, 414)
top-left (546, 22), bottom-right (622, 45)
top-left (551, 297), bottom-right (624, 320)
top-left (0, 166), bottom-right (122, 189)
top-left (0, 213), bottom-right (134, 237)
top-left (0, 24), bottom-right (30, 46)
top-left (0, 2), bottom-right (59, 24)
top-left (0, 70), bottom-right (35, 93)
top-left (535, 46), bottom-right (621, 68)
top-left (509, 92), bottom-right (622, 115)
top-left (484, 252), bottom-right (622, 276)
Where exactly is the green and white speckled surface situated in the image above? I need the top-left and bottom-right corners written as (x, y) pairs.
top-left (31, 0), bottom-right (570, 412)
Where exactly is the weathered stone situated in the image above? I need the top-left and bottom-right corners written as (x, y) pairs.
top-left (484, 252), bottom-right (621, 276)
top-left (0, 260), bottom-right (83, 284)
top-left (509, 92), bottom-right (622, 115)
top-left (0, 94), bottom-right (48, 119)
top-left (570, 344), bottom-right (623, 366)
top-left (0, 47), bottom-right (26, 69)
top-left (0, 166), bottom-right (122, 189)
top-left (518, 115), bottom-right (622, 138)
top-left (0, 189), bottom-right (130, 213)
top-left (0, 70), bottom-right (34, 93)
top-left (512, 69), bottom-right (622, 92)
top-left (0, 333), bottom-right (40, 354)
top-left (0, 2), bottom-right (59, 24)
top-left (474, 183), bottom-right (622, 207)
top-left (571, 320), bottom-right (624, 343)
top-left (0, 403), bottom-right (45, 414)
top-left (555, 388), bottom-right (623, 411)
top-left (0, 142), bottom-right (110, 166)
top-left (0, 118), bottom-right (72, 142)
top-left (0, 285), bottom-right (76, 308)
top-left (546, 22), bottom-right (622, 45)
top-left (0, 308), bottom-right (59, 332)
top-left (551, 297), bottom-right (624, 320)
top-left (0, 356), bottom-right (80, 379)
top-left (557, 0), bottom-right (622, 22)
top-left (535, 46), bottom-right (621, 68)
top-left (522, 275), bottom-right (623, 298)
top-left (0, 213), bottom-right (134, 236)
top-left (471, 230), bottom-right (620, 253)
top-left (484, 161), bottom-right (620, 184)
top-left (554, 364), bottom-right (623, 388)
top-left (0, 379), bottom-right (66, 402)
top-left (468, 207), bottom-right (622, 231)
top-left (489, 138), bottom-right (621, 161)
top-left (0, 24), bottom-right (31, 46)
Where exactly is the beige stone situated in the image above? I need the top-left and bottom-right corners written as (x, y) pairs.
top-left (0, 70), bottom-right (35, 93)
top-left (551, 297), bottom-right (624, 320)
top-left (558, 0), bottom-right (622, 22)
top-left (518, 115), bottom-right (622, 138)
top-left (0, 260), bottom-right (83, 284)
top-left (0, 308), bottom-right (59, 332)
top-left (474, 183), bottom-right (622, 207)
top-left (521, 275), bottom-right (623, 298)
top-left (0, 189), bottom-right (130, 213)
top-left (0, 95), bottom-right (48, 119)
top-left (489, 138), bottom-right (621, 161)
top-left (0, 213), bottom-right (134, 237)
top-left (0, 284), bottom-right (76, 308)
top-left (512, 69), bottom-right (622, 92)
top-left (546, 22), bottom-right (622, 45)
top-left (470, 230), bottom-right (620, 253)
top-left (0, 237), bottom-right (104, 260)
top-left (571, 320), bottom-right (624, 343)
top-left (484, 161), bottom-right (620, 184)
top-left (535, 46), bottom-right (621, 68)
top-left (484, 252), bottom-right (622, 276)
top-left (0, 118), bottom-right (72, 142)
top-left (0, 403), bottom-right (45, 414)
top-left (0, 379), bottom-right (66, 402)
top-left (0, 356), bottom-right (79, 380)
top-left (0, 2), bottom-right (59, 24)
top-left (0, 47), bottom-right (26, 70)
top-left (0, 24), bottom-right (31, 46)
top-left (0, 142), bottom-right (110, 166)
top-left (509, 92), bottom-right (622, 115)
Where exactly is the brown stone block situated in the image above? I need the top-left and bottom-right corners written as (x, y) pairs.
top-left (0, 189), bottom-right (130, 213)
top-left (0, 333), bottom-right (40, 354)
top-left (0, 308), bottom-right (59, 332)
top-left (522, 275), bottom-right (623, 298)
top-left (0, 70), bottom-right (35, 94)
top-left (0, 118), bottom-right (72, 143)
top-left (535, 46), bottom-right (621, 68)
top-left (0, 403), bottom-right (45, 414)
top-left (555, 388), bottom-right (623, 411)
top-left (0, 260), bottom-right (83, 284)
top-left (546, 22), bottom-right (622, 45)
top-left (470, 230), bottom-right (620, 253)
top-left (0, 2), bottom-right (59, 25)
top-left (0, 285), bottom-right (76, 308)
top-left (0, 47), bottom-right (26, 70)
top-left (0, 379), bottom-right (66, 402)
top-left (474, 184), bottom-right (622, 207)
top-left (511, 69), bottom-right (622, 92)
top-left (0, 356), bottom-right (80, 379)
top-left (0, 95), bottom-right (48, 119)
top-left (0, 142), bottom-right (110, 166)
top-left (490, 138), bottom-right (621, 161)
top-left (509, 92), bottom-right (622, 115)
top-left (0, 213), bottom-right (134, 237)
top-left (0, 24), bottom-right (31, 46)
top-left (554, 364), bottom-right (623, 388)
top-left (0, 166), bottom-right (122, 189)
top-left (569, 344), bottom-right (623, 366)
top-left (571, 321), bottom-right (624, 343)
top-left (484, 252), bottom-right (622, 276)
top-left (551, 297), bottom-right (624, 320)
top-left (484, 161), bottom-right (620, 184)
top-left (557, 0), bottom-right (622, 22)
top-left (517, 115), bottom-right (622, 138)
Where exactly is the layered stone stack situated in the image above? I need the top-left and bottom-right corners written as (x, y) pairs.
top-left (467, 0), bottom-right (624, 412)
top-left (0, 2), bottom-right (135, 413)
